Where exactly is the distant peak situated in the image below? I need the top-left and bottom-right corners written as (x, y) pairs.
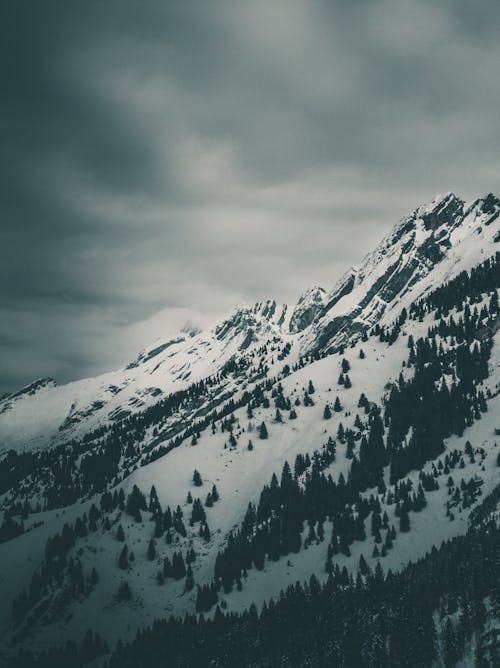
top-left (418, 191), bottom-right (460, 214)
top-left (8, 377), bottom-right (56, 401)
top-left (478, 192), bottom-right (500, 213)
top-left (214, 299), bottom-right (286, 342)
top-left (298, 286), bottom-right (326, 300)
top-left (289, 286), bottom-right (327, 334)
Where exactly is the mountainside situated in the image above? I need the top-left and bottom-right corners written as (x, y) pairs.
top-left (2, 192), bottom-right (500, 667)
top-left (3, 193), bottom-right (498, 458)
top-left (302, 192), bottom-right (500, 355)
top-left (0, 300), bottom-right (292, 453)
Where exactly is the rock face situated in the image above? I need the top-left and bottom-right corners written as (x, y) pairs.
top-left (289, 287), bottom-right (326, 334)
top-left (301, 192), bottom-right (500, 355)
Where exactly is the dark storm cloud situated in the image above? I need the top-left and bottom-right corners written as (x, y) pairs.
top-left (1, 0), bottom-right (500, 393)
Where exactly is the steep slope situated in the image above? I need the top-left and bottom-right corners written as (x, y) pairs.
top-left (4, 266), bottom-right (500, 662)
top-left (302, 192), bottom-right (500, 354)
top-left (0, 300), bottom-right (291, 453)
top-left (1, 193), bottom-right (498, 457)
top-left (2, 192), bottom-right (500, 666)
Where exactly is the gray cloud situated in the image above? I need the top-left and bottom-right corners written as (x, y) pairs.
top-left (1, 0), bottom-right (499, 394)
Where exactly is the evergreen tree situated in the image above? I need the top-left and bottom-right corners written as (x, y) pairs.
top-left (185, 565), bottom-right (195, 592)
top-left (117, 579), bottom-right (132, 602)
top-left (147, 539), bottom-right (156, 561)
top-left (118, 545), bottom-right (128, 570)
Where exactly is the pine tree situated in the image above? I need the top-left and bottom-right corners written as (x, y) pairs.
top-left (337, 422), bottom-right (345, 442)
top-left (149, 485), bottom-right (161, 515)
top-left (118, 545), bottom-right (128, 570)
top-left (172, 552), bottom-right (186, 580)
top-left (193, 470), bottom-right (203, 486)
top-left (126, 485), bottom-right (147, 521)
top-left (201, 522), bottom-right (211, 542)
top-left (399, 508), bottom-right (410, 533)
top-left (259, 422), bottom-right (268, 439)
top-left (334, 396), bottom-right (342, 412)
top-left (323, 404), bottom-right (332, 420)
top-left (185, 565), bottom-right (195, 592)
top-left (358, 554), bottom-right (369, 575)
top-left (147, 539), bottom-right (156, 561)
top-left (442, 618), bottom-right (458, 667)
top-left (117, 579), bottom-right (132, 602)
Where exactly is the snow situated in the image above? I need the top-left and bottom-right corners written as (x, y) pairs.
top-left (3, 193), bottom-right (498, 456)
top-left (0, 301), bottom-right (293, 453)
top-left (1, 192), bottom-right (500, 658)
top-left (3, 309), bottom-right (499, 655)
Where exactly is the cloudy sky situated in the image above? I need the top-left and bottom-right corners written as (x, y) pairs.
top-left (1, 0), bottom-right (499, 394)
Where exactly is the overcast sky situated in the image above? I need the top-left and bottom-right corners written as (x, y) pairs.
top-left (1, 0), bottom-right (499, 394)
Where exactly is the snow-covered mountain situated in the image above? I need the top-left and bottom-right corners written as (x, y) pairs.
top-left (2, 192), bottom-right (500, 666)
top-left (2, 192), bottom-right (499, 455)
top-left (302, 192), bottom-right (500, 354)
top-left (0, 300), bottom-right (292, 453)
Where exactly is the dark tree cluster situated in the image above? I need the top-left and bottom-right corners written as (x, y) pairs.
top-left (17, 490), bottom-right (500, 668)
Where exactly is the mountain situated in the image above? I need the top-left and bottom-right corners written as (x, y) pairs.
top-left (0, 300), bottom-right (291, 453)
top-left (2, 192), bottom-right (500, 667)
top-left (302, 192), bottom-right (500, 355)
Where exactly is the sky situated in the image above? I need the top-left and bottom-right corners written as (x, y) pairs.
top-left (1, 0), bottom-right (499, 394)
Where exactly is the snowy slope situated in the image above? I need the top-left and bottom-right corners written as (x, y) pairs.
top-left (2, 304), bottom-right (500, 656)
top-left (0, 300), bottom-right (292, 453)
top-left (1, 192), bottom-right (500, 661)
top-left (1, 193), bottom-right (498, 456)
top-left (302, 192), bottom-right (500, 354)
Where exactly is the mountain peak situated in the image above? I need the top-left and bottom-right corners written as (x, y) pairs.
top-left (413, 192), bottom-right (464, 232)
top-left (289, 286), bottom-right (327, 334)
top-left (5, 377), bottom-right (57, 402)
top-left (301, 191), bottom-right (500, 355)
top-left (214, 299), bottom-right (287, 342)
